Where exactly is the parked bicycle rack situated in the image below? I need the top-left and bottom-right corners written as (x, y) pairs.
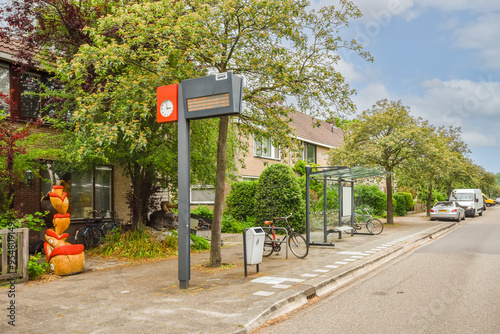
top-left (260, 226), bottom-right (289, 259)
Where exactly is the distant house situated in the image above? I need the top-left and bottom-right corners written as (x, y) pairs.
top-left (190, 111), bottom-right (344, 205)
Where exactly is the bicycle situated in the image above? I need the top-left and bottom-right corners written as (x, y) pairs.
top-left (75, 210), bottom-right (122, 248)
top-left (74, 220), bottom-right (95, 249)
top-left (262, 213), bottom-right (309, 259)
top-left (352, 207), bottom-right (383, 235)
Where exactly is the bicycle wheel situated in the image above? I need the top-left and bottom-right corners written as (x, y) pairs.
top-left (371, 219), bottom-right (384, 235)
top-left (262, 234), bottom-right (274, 257)
top-left (366, 220), bottom-right (373, 234)
top-left (75, 227), bottom-right (86, 245)
top-left (83, 226), bottom-right (95, 248)
top-left (352, 217), bottom-right (359, 234)
top-left (288, 233), bottom-right (309, 258)
top-left (94, 225), bottom-right (106, 245)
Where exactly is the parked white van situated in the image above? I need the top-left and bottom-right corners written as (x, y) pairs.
top-left (449, 189), bottom-right (484, 217)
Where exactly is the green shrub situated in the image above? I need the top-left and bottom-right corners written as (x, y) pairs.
top-left (396, 192), bottom-right (414, 211)
top-left (295, 160), bottom-right (323, 201)
top-left (27, 253), bottom-right (48, 280)
top-left (190, 234), bottom-right (211, 251)
top-left (221, 213), bottom-right (254, 233)
top-left (354, 184), bottom-right (387, 216)
top-left (417, 189), bottom-right (448, 206)
top-left (313, 187), bottom-right (339, 212)
top-left (225, 181), bottom-right (257, 220)
top-left (191, 205), bottom-right (213, 219)
top-left (393, 193), bottom-right (407, 216)
top-left (254, 164), bottom-right (306, 233)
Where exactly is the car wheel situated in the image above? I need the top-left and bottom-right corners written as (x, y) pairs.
top-left (456, 214), bottom-right (460, 222)
top-left (430, 218), bottom-right (435, 221)
top-left (461, 213), bottom-right (465, 221)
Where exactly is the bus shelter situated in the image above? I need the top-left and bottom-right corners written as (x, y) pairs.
top-left (305, 166), bottom-right (387, 247)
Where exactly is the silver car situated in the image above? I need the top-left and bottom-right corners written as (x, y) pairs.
top-left (430, 201), bottom-right (465, 222)
top-left (496, 197), bottom-right (500, 205)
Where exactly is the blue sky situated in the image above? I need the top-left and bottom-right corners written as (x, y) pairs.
top-left (313, 0), bottom-right (500, 174)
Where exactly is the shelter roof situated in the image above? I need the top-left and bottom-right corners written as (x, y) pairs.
top-left (307, 166), bottom-right (388, 180)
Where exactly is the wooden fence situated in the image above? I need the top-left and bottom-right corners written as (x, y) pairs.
top-left (0, 228), bottom-right (29, 282)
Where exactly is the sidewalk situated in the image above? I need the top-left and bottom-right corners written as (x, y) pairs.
top-left (1, 213), bottom-right (459, 334)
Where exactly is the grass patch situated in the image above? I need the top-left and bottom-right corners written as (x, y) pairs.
top-left (89, 229), bottom-right (179, 259)
top-left (88, 229), bottom-right (211, 259)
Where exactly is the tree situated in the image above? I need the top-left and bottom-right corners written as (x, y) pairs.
top-left (168, 0), bottom-right (372, 266)
top-left (397, 124), bottom-right (471, 216)
top-left (328, 99), bottom-right (425, 224)
top-left (6, 0), bottom-right (372, 265)
top-left (2, 0), bottom-right (225, 230)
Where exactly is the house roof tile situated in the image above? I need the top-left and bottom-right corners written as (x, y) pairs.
top-left (289, 111), bottom-right (343, 148)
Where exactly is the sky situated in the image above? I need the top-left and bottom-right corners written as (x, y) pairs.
top-left (312, 0), bottom-right (500, 174)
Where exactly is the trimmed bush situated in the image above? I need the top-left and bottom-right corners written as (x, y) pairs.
top-left (396, 192), bottom-right (414, 211)
top-left (225, 181), bottom-right (257, 220)
top-left (354, 184), bottom-right (387, 216)
top-left (255, 163), bottom-right (306, 233)
top-left (393, 193), bottom-right (407, 216)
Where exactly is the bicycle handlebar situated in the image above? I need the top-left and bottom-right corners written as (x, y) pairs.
top-left (273, 213), bottom-right (293, 220)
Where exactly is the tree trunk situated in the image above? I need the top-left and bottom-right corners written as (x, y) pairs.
top-left (128, 163), bottom-right (156, 231)
top-left (386, 174), bottom-right (394, 224)
top-left (426, 183), bottom-right (433, 217)
top-left (209, 116), bottom-right (229, 267)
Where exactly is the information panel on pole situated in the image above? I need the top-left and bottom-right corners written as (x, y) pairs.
top-left (181, 72), bottom-right (243, 120)
top-left (156, 71), bottom-right (243, 290)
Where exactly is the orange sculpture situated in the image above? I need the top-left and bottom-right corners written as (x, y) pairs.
top-left (44, 185), bottom-right (85, 275)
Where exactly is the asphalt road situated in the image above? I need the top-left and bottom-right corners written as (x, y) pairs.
top-left (255, 206), bottom-right (500, 334)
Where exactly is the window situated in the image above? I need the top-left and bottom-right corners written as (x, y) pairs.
top-left (0, 64), bottom-right (9, 114)
top-left (41, 166), bottom-right (113, 218)
top-left (302, 142), bottom-right (317, 163)
top-left (254, 137), bottom-right (280, 159)
top-left (20, 72), bottom-right (41, 118)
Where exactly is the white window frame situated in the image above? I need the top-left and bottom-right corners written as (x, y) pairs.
top-left (301, 141), bottom-right (317, 163)
top-left (254, 137), bottom-right (280, 160)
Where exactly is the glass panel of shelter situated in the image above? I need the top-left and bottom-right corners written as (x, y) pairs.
top-left (305, 166), bottom-right (387, 246)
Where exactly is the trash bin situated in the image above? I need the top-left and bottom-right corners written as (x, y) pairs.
top-left (244, 227), bottom-right (265, 265)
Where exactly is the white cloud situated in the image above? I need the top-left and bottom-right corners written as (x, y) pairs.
top-left (409, 78), bottom-right (500, 121)
top-left (462, 132), bottom-right (498, 147)
top-left (352, 81), bottom-right (392, 112)
top-left (350, 77), bottom-right (500, 151)
top-left (404, 78), bottom-right (500, 151)
top-left (415, 0), bottom-right (500, 12)
top-left (452, 12), bottom-right (500, 69)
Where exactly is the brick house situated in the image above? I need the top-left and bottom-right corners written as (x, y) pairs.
top-left (191, 111), bottom-right (344, 205)
top-left (0, 41), bottom-right (131, 242)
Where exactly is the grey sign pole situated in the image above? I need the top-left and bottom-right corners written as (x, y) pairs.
top-left (177, 85), bottom-right (191, 289)
top-left (166, 72), bottom-right (242, 289)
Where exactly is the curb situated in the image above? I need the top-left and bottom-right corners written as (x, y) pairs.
top-left (238, 222), bottom-right (459, 333)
